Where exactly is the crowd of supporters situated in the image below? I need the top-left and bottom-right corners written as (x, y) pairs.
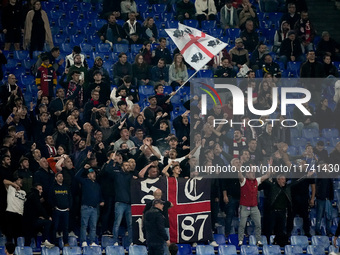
top-left (1, 0), bottom-right (340, 252)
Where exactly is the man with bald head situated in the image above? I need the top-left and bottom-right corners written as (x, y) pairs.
top-left (143, 189), bottom-right (173, 255)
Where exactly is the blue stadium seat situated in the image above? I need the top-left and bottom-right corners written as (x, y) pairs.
top-left (202, 20), bottom-right (216, 30)
top-left (306, 245), bottom-right (324, 255)
top-left (322, 128), bottom-right (339, 139)
top-left (79, 2), bottom-right (92, 12)
top-left (57, 18), bottom-right (70, 27)
top-left (198, 69), bottom-right (213, 78)
top-left (152, 4), bottom-right (167, 13)
top-left (22, 59), bottom-right (34, 71)
top-left (311, 236), bottom-right (329, 249)
top-left (131, 44), bottom-right (143, 54)
top-left (161, 12), bottom-right (174, 21)
top-left (41, 246), bottom-right (60, 255)
top-left (97, 43), bottom-right (112, 53)
top-left (0, 246), bottom-right (5, 255)
top-left (287, 146), bottom-right (297, 156)
top-left (290, 128), bottom-right (299, 138)
top-left (61, 43), bottom-right (73, 53)
top-left (214, 234), bottom-right (226, 245)
top-left (184, 19), bottom-right (199, 28)
top-left (79, 43), bottom-right (93, 54)
top-left (302, 128), bottom-right (318, 141)
top-left (14, 51), bottom-right (29, 61)
top-left (139, 85), bottom-right (154, 96)
top-left (329, 245), bottom-right (339, 254)
top-left (105, 246), bottom-right (124, 255)
top-left (85, 11), bottom-right (98, 20)
top-left (15, 247), bottom-right (33, 255)
top-left (137, 3), bottom-right (150, 13)
top-left (83, 26), bottom-right (97, 36)
top-left (50, 10), bottom-right (64, 20)
top-left (177, 244), bottom-right (192, 255)
top-left (263, 245), bottom-right (280, 255)
top-left (142, 12), bottom-right (155, 20)
top-left (166, 20), bottom-right (179, 29)
top-left (68, 236), bottom-right (78, 247)
top-left (41, 1), bottom-right (55, 11)
top-left (17, 237), bottom-right (25, 247)
top-left (101, 236), bottom-right (114, 248)
top-left (62, 246), bottom-right (81, 255)
top-left (60, 2), bottom-right (72, 10)
top-left (154, 20), bottom-right (164, 29)
top-left (290, 236), bottom-right (308, 249)
top-left (284, 245), bottom-right (303, 255)
top-left (64, 26), bottom-right (78, 35)
top-left (249, 235), bottom-right (267, 245)
top-left (209, 28), bottom-right (223, 37)
top-left (129, 245), bottom-right (147, 255)
top-left (71, 34), bottom-right (86, 45)
top-left (170, 94), bottom-right (181, 105)
top-left (287, 61), bottom-right (302, 73)
top-left (13, 66), bottom-right (26, 77)
top-left (20, 75), bottom-right (35, 87)
top-left (196, 245), bottom-right (214, 255)
top-left (75, 19), bottom-right (88, 28)
top-left (66, 10), bottom-right (81, 19)
top-left (5, 59), bottom-right (19, 71)
top-left (260, 28), bottom-right (275, 44)
top-left (331, 137), bottom-right (340, 147)
top-left (226, 28), bottom-right (241, 41)
top-left (93, 19), bottom-right (107, 28)
top-left (240, 245), bottom-right (259, 255)
top-left (83, 246), bottom-right (102, 255)
top-left (113, 44), bottom-right (129, 53)
top-left (218, 245), bottom-right (237, 255)
top-left (290, 137), bottom-right (307, 147)
top-left (53, 34), bottom-right (67, 44)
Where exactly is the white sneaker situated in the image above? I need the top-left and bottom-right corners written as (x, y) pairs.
top-left (114, 242), bottom-right (119, 246)
top-left (56, 232), bottom-right (63, 238)
top-left (192, 242), bottom-right (197, 247)
top-left (105, 40), bottom-right (113, 48)
top-left (82, 242), bottom-right (88, 247)
top-left (90, 242), bottom-right (99, 246)
top-left (42, 240), bottom-right (55, 248)
top-left (210, 241), bottom-right (219, 247)
top-left (238, 241), bottom-right (243, 246)
top-left (256, 241), bottom-right (263, 247)
top-left (69, 231), bottom-right (78, 238)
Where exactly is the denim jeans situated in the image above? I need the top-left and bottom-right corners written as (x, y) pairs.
top-left (315, 199), bottom-right (332, 235)
top-left (112, 202), bottom-right (132, 244)
top-left (80, 205), bottom-right (98, 244)
top-left (223, 197), bottom-right (240, 236)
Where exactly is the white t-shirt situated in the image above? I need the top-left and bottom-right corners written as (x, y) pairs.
top-left (6, 186), bottom-right (26, 215)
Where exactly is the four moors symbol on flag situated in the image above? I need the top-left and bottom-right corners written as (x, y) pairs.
top-left (165, 23), bottom-right (228, 72)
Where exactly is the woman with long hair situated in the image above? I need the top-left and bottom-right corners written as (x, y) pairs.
top-left (58, 100), bottom-right (74, 123)
top-left (24, 1), bottom-right (53, 58)
top-left (141, 17), bottom-right (158, 43)
top-left (169, 53), bottom-right (189, 91)
top-left (139, 41), bottom-right (152, 65)
top-left (132, 53), bottom-right (152, 86)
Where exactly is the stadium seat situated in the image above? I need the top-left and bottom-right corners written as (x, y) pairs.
top-left (14, 51), bottom-right (29, 61)
top-left (71, 34), bottom-right (86, 45)
top-left (202, 20), bottom-right (216, 30)
top-left (311, 236), bottom-right (329, 249)
top-left (93, 19), bottom-right (107, 28)
top-left (101, 236), bottom-right (114, 248)
top-left (5, 59), bottom-right (19, 70)
top-left (166, 20), bottom-right (179, 29)
top-left (240, 245), bottom-right (259, 255)
top-left (85, 11), bottom-right (98, 20)
top-left (161, 12), bottom-right (174, 21)
top-left (322, 128), bottom-right (339, 139)
top-left (208, 28), bottom-right (223, 37)
top-left (129, 245), bottom-right (147, 255)
top-left (130, 44), bottom-right (143, 54)
top-left (106, 246), bottom-right (124, 255)
top-left (287, 146), bottom-right (297, 156)
top-left (68, 236), bottom-right (77, 247)
top-left (64, 25), bottom-right (78, 36)
top-left (50, 10), bottom-right (64, 20)
top-left (80, 43), bottom-right (93, 54)
top-left (0, 246), bottom-right (5, 255)
top-left (290, 137), bottom-right (307, 147)
top-left (75, 19), bottom-right (89, 28)
top-left (15, 247), bottom-right (33, 255)
top-left (53, 34), bottom-right (67, 44)
top-left (13, 66), bottom-right (26, 77)
top-left (302, 128), bottom-right (318, 141)
top-left (290, 235), bottom-right (308, 249)
top-left (170, 94), bottom-right (181, 105)
top-left (284, 245), bottom-right (303, 255)
top-left (196, 245), bottom-right (214, 255)
top-left (262, 245), bottom-right (280, 255)
top-left (183, 19), bottom-right (199, 28)
top-left (152, 4), bottom-right (167, 13)
top-left (97, 43), bottom-right (112, 53)
top-left (41, 246), bottom-right (60, 255)
top-left (66, 10), bottom-right (81, 19)
top-left (329, 245), bottom-right (339, 254)
top-left (331, 137), bottom-right (340, 147)
top-left (197, 69), bottom-right (213, 78)
top-left (139, 85), bottom-right (154, 96)
top-left (218, 245), bottom-right (237, 255)
top-left (79, 2), bottom-right (92, 12)
top-left (83, 26), bottom-right (97, 36)
top-left (213, 234), bottom-right (226, 245)
top-left (306, 245), bottom-right (324, 255)
top-left (113, 44), bottom-right (129, 53)
top-left (17, 237), bottom-right (25, 247)
top-left (61, 43), bottom-right (73, 53)
top-left (249, 235), bottom-right (267, 245)
top-left (20, 75), bottom-right (35, 87)
top-left (83, 246), bottom-right (102, 255)
top-left (62, 246), bottom-right (82, 255)
top-left (287, 61), bottom-right (302, 73)
top-left (177, 244), bottom-right (192, 255)
top-left (226, 28), bottom-right (241, 41)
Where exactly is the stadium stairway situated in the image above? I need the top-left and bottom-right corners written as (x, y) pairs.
top-left (307, 0), bottom-right (340, 42)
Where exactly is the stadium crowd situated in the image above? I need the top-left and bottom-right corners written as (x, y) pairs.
top-left (1, 0), bottom-right (340, 253)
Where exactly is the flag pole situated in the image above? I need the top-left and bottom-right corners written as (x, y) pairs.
top-left (169, 69), bottom-right (200, 100)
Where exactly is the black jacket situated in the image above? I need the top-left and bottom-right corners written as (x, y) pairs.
top-left (49, 181), bottom-right (72, 210)
top-left (23, 188), bottom-right (49, 223)
top-left (144, 207), bottom-right (169, 245)
top-left (280, 38), bottom-right (302, 58)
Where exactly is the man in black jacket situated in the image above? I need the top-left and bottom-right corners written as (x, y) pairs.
top-left (144, 199), bottom-right (170, 255)
top-left (98, 14), bottom-right (128, 46)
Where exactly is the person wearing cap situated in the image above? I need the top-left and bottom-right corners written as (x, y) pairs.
top-left (35, 54), bottom-right (57, 98)
top-left (97, 14), bottom-right (128, 47)
top-left (75, 164), bottom-right (104, 247)
top-left (279, 30), bottom-right (305, 67)
top-left (65, 46), bottom-right (88, 70)
top-left (113, 52), bottom-right (133, 86)
top-left (88, 70), bottom-right (111, 105)
top-left (144, 199), bottom-right (170, 254)
top-left (49, 172), bottom-right (71, 246)
top-left (88, 56), bottom-right (111, 85)
top-left (229, 38), bottom-right (249, 69)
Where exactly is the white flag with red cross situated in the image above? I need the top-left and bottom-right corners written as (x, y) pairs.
top-left (165, 23), bottom-right (228, 71)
